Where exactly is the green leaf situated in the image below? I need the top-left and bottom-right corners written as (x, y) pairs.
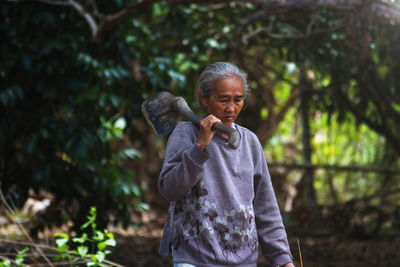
top-left (392, 102), bottom-right (400, 112)
top-left (136, 202), bottom-right (150, 211)
top-left (125, 148), bottom-right (142, 158)
top-left (15, 247), bottom-right (29, 265)
top-left (95, 251), bottom-right (105, 263)
top-left (131, 184), bottom-right (141, 197)
top-left (260, 107), bottom-right (269, 120)
top-left (109, 94), bottom-right (122, 107)
top-left (97, 241), bottom-right (107, 251)
top-left (72, 233), bottom-right (88, 244)
top-left (15, 257), bottom-right (24, 265)
top-left (55, 238), bottom-right (69, 248)
top-left (77, 246), bottom-right (88, 257)
top-left (0, 259), bottom-right (12, 267)
top-left (54, 232), bottom-right (69, 239)
top-left (54, 233), bottom-right (69, 248)
top-left (93, 231), bottom-right (105, 241)
top-left (105, 238), bottom-right (116, 247)
top-left (81, 207), bottom-right (97, 230)
top-left (17, 247), bottom-right (29, 255)
top-left (167, 69), bottom-right (186, 84)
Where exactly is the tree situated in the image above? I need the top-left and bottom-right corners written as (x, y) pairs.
top-left (1, 1), bottom-right (148, 230)
top-left (2, 0), bottom-right (400, 232)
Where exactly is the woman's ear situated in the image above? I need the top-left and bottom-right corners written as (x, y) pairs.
top-left (198, 93), bottom-right (208, 108)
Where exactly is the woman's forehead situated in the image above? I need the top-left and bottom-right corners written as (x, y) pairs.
top-left (212, 76), bottom-right (244, 95)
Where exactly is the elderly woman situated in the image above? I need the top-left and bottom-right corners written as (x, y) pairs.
top-left (158, 62), bottom-right (295, 267)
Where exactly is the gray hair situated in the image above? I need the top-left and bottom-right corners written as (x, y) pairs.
top-left (196, 62), bottom-right (250, 99)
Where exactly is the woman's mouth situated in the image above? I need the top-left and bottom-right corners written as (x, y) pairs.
top-left (223, 115), bottom-right (235, 122)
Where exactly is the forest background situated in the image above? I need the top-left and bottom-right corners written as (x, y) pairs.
top-left (1, 0), bottom-right (400, 266)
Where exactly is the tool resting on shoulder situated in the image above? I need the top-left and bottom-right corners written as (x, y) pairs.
top-left (141, 91), bottom-right (240, 149)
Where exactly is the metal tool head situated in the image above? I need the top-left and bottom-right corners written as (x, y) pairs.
top-left (141, 91), bottom-right (182, 136)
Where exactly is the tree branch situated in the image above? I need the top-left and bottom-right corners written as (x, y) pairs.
top-left (37, 0), bottom-right (400, 41)
top-left (67, 0), bottom-right (98, 36)
top-left (268, 162), bottom-right (400, 174)
top-left (334, 85), bottom-right (400, 155)
top-left (36, 0), bottom-right (69, 6)
top-left (0, 185), bottom-right (54, 267)
top-left (37, 0), bottom-right (98, 37)
top-left (89, 0), bottom-right (103, 18)
top-left (256, 89), bottom-right (298, 144)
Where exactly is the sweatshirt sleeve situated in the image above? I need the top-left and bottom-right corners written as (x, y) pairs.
top-left (158, 124), bottom-right (209, 201)
top-left (253, 144), bottom-right (293, 267)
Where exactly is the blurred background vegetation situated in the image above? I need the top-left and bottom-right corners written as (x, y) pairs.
top-left (1, 0), bottom-right (400, 265)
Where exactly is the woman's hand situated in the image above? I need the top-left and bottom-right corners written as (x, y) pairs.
top-left (196, 114), bottom-right (221, 150)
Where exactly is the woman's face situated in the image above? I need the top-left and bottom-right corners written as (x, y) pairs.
top-left (200, 76), bottom-right (245, 127)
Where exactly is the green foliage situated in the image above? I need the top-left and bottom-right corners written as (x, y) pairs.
top-left (0, 0), bottom-right (231, 229)
top-left (0, 1), bottom-right (150, 229)
top-left (1, 0), bottom-right (400, 234)
top-left (54, 207), bottom-right (116, 266)
top-left (0, 259), bottom-right (11, 267)
top-left (266, 97), bottom-right (391, 200)
top-left (312, 114), bottom-right (387, 203)
top-left (0, 207), bottom-right (117, 267)
top-left (16, 248), bottom-right (29, 266)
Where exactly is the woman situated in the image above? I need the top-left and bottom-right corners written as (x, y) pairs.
top-left (158, 62), bottom-right (295, 267)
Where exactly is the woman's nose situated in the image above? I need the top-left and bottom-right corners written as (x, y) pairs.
top-left (225, 102), bottom-right (235, 112)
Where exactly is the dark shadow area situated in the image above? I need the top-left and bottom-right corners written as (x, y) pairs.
top-left (107, 224), bottom-right (400, 267)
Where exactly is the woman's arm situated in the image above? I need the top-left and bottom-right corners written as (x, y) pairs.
top-left (158, 124), bottom-right (209, 201)
top-left (253, 144), bottom-right (294, 267)
top-left (159, 115), bottom-right (220, 201)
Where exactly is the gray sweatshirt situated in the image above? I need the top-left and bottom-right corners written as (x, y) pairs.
top-left (159, 122), bottom-right (293, 267)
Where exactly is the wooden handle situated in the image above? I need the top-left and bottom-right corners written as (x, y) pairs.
top-left (175, 97), bottom-right (240, 149)
top-left (211, 123), bottom-right (240, 149)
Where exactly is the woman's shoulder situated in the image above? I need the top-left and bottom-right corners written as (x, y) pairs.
top-left (235, 124), bottom-right (264, 151)
top-left (174, 121), bottom-right (197, 131)
top-left (234, 123), bottom-right (258, 140)
top-left (171, 121), bottom-right (198, 137)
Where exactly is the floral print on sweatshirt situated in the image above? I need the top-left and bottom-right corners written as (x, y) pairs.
top-left (170, 181), bottom-right (259, 260)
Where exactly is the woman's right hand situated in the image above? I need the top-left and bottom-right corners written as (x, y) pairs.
top-left (196, 114), bottom-right (221, 150)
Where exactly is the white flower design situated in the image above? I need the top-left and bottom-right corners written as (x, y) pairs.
top-left (236, 205), bottom-right (247, 222)
top-left (218, 215), bottom-right (228, 224)
top-left (183, 223), bottom-right (198, 239)
top-left (171, 184), bottom-right (259, 254)
top-left (246, 205), bottom-right (254, 224)
top-left (199, 221), bottom-right (214, 239)
top-left (242, 228), bottom-right (252, 242)
top-left (214, 216), bottom-right (229, 233)
top-left (224, 209), bottom-right (236, 223)
top-left (229, 226), bottom-right (243, 241)
top-left (202, 200), bottom-right (218, 221)
top-left (222, 226), bottom-right (246, 250)
top-left (191, 196), bottom-right (204, 212)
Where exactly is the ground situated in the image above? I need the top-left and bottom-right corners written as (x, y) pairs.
top-left (2, 212), bottom-right (400, 267)
top-left (109, 233), bottom-right (400, 267)
top-left (107, 219), bottom-right (400, 267)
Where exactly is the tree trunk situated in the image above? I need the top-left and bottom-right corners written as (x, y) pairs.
top-left (293, 66), bottom-right (319, 224)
